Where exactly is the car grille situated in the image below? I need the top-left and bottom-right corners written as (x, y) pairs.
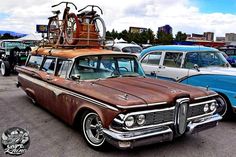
top-left (188, 104), bottom-right (206, 118)
top-left (145, 109), bottom-right (175, 125)
top-left (187, 100), bottom-right (216, 120)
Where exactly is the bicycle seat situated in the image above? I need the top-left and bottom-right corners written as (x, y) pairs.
top-left (52, 10), bottom-right (61, 15)
top-left (77, 11), bottom-right (96, 17)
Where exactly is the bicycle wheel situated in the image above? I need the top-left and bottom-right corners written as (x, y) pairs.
top-left (65, 13), bottom-right (79, 45)
top-left (47, 18), bottom-right (60, 44)
top-left (91, 16), bottom-right (106, 40)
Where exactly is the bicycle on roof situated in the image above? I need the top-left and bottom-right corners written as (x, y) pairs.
top-left (77, 5), bottom-right (106, 41)
top-left (47, 1), bottom-right (79, 46)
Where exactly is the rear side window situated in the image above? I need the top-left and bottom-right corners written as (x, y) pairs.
top-left (141, 52), bottom-right (162, 65)
top-left (57, 60), bottom-right (72, 78)
top-left (41, 58), bottom-right (56, 74)
top-left (27, 55), bottom-right (43, 69)
top-left (163, 52), bottom-right (183, 67)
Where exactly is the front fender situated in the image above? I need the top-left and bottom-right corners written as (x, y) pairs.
top-left (180, 74), bottom-right (236, 108)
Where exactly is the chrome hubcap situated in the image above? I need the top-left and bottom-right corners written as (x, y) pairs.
top-left (83, 113), bottom-right (105, 146)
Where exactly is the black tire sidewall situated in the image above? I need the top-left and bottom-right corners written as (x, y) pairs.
top-left (1, 61), bottom-right (10, 76)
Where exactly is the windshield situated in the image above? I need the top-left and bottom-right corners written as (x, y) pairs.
top-left (2, 41), bottom-right (28, 49)
top-left (122, 46), bottom-right (142, 54)
top-left (71, 55), bottom-right (145, 80)
top-left (184, 51), bottom-right (229, 68)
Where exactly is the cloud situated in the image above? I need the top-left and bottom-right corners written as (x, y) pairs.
top-left (0, 0), bottom-right (235, 38)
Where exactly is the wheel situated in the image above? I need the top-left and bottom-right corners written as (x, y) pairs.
top-left (1, 61), bottom-right (11, 76)
top-left (65, 13), bottom-right (79, 45)
top-left (81, 111), bottom-right (106, 150)
top-left (47, 18), bottom-right (60, 44)
top-left (91, 16), bottom-right (106, 40)
top-left (217, 94), bottom-right (234, 120)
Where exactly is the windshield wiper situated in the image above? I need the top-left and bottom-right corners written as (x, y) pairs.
top-left (121, 73), bottom-right (140, 77)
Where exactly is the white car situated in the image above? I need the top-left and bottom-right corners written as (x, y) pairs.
top-left (105, 43), bottom-right (142, 56)
top-left (139, 45), bottom-right (236, 118)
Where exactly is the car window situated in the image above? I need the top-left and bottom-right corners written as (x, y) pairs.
top-left (71, 55), bottom-right (144, 80)
top-left (141, 52), bottom-right (162, 65)
top-left (163, 52), bottom-right (183, 67)
top-left (41, 58), bottom-right (56, 74)
top-left (122, 47), bottom-right (142, 53)
top-left (57, 60), bottom-right (72, 78)
top-left (224, 49), bottom-right (235, 55)
top-left (113, 47), bottom-right (121, 52)
top-left (27, 55), bottom-right (43, 69)
top-left (122, 47), bottom-right (131, 53)
top-left (184, 51), bottom-right (228, 68)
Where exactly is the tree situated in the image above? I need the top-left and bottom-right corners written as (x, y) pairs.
top-left (157, 31), bottom-right (173, 45)
top-left (175, 31), bottom-right (187, 42)
top-left (0, 33), bottom-right (19, 39)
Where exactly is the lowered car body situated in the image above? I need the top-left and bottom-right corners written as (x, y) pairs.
top-left (16, 47), bottom-right (224, 150)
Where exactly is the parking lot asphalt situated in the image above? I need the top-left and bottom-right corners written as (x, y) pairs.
top-left (0, 75), bottom-right (236, 157)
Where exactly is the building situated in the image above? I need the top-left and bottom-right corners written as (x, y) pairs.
top-left (204, 32), bottom-right (214, 41)
top-left (216, 37), bottom-right (225, 42)
top-left (158, 25), bottom-right (172, 34)
top-left (225, 33), bottom-right (236, 42)
top-left (187, 33), bottom-right (206, 41)
top-left (129, 27), bottom-right (147, 33)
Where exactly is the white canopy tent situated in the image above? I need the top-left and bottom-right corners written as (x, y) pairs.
top-left (16, 33), bottom-right (42, 41)
top-left (114, 38), bottom-right (127, 43)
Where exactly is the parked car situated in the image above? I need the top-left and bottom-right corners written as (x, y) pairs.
top-left (105, 43), bottom-right (143, 56)
top-left (0, 40), bottom-right (31, 76)
top-left (16, 47), bottom-right (224, 150)
top-left (139, 45), bottom-right (235, 118)
top-left (220, 51), bottom-right (236, 67)
top-left (219, 46), bottom-right (236, 57)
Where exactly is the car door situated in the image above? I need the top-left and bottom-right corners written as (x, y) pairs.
top-left (140, 51), bottom-right (163, 78)
top-left (157, 52), bottom-right (189, 81)
top-left (37, 57), bottom-right (58, 111)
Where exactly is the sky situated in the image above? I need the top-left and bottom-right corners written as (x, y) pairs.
top-left (0, 0), bottom-right (236, 38)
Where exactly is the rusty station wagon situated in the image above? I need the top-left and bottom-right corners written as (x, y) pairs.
top-left (16, 48), bottom-right (225, 150)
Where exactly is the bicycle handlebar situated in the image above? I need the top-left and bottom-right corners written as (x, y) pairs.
top-left (77, 5), bottom-right (103, 15)
top-left (52, 1), bottom-right (77, 10)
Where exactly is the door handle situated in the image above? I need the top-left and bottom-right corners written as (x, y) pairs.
top-left (150, 71), bottom-right (156, 77)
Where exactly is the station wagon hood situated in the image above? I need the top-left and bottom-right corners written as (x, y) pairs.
top-left (75, 77), bottom-right (216, 109)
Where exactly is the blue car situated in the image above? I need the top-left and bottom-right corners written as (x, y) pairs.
top-left (139, 45), bottom-right (236, 117)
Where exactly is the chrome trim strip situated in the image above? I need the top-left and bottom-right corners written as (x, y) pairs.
top-left (116, 104), bottom-right (147, 109)
top-left (124, 121), bottom-right (174, 131)
top-left (116, 101), bottom-right (168, 109)
top-left (190, 100), bottom-right (216, 107)
top-left (125, 106), bottom-right (175, 117)
top-left (148, 101), bottom-right (168, 106)
top-left (187, 110), bottom-right (216, 121)
top-left (19, 73), bottom-right (119, 111)
top-left (194, 94), bottom-right (218, 100)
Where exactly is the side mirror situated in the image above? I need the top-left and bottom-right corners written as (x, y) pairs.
top-left (193, 64), bottom-right (200, 72)
top-left (71, 74), bottom-right (80, 81)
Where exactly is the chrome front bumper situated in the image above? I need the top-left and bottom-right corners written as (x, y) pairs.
top-left (103, 114), bottom-right (222, 149)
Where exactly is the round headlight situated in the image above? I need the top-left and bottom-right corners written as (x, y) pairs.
top-left (210, 102), bottom-right (216, 111)
top-left (203, 104), bottom-right (209, 113)
top-left (136, 115), bottom-right (146, 126)
top-left (125, 116), bottom-right (135, 127)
